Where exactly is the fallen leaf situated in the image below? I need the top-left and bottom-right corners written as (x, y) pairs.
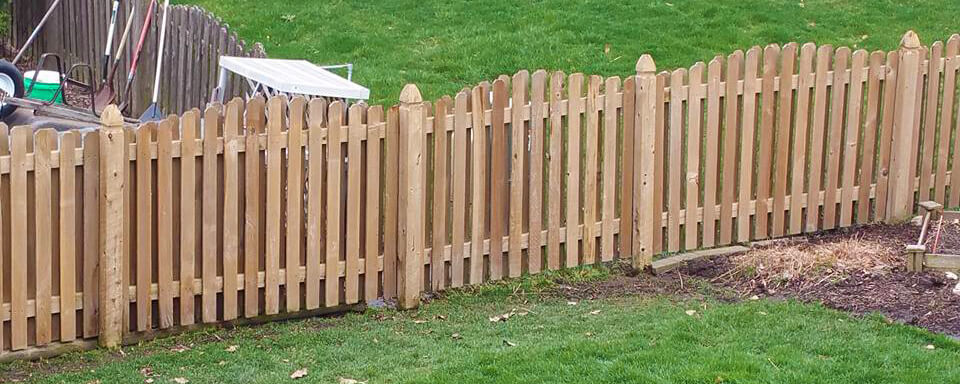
top-left (503, 340), bottom-right (517, 347)
top-left (584, 332), bottom-right (593, 337)
top-left (685, 310), bottom-right (697, 316)
top-left (145, 379), bottom-right (154, 384)
top-left (451, 333), bottom-right (462, 340)
top-left (435, 315), bottom-right (447, 320)
top-left (489, 313), bottom-right (511, 322)
top-left (290, 368), bottom-right (308, 379)
top-left (589, 310), bottom-right (601, 315)
top-left (413, 320), bottom-right (428, 324)
top-left (171, 345), bottom-right (190, 353)
top-left (139, 367), bottom-right (154, 377)
top-left (339, 379), bottom-right (367, 384)
top-left (218, 361), bottom-right (227, 366)
top-left (567, 301), bottom-right (579, 306)
top-left (749, 295), bottom-right (760, 301)
top-left (225, 345), bottom-right (239, 353)
top-left (173, 378), bottom-right (189, 384)
top-left (925, 344), bottom-right (936, 350)
top-left (758, 311), bottom-right (768, 316)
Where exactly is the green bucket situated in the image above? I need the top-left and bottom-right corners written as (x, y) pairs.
top-left (24, 70), bottom-right (64, 104)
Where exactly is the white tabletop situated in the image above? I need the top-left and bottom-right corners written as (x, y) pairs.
top-left (219, 56), bottom-right (370, 100)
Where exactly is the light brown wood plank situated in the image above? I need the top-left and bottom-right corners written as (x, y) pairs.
top-left (285, 98), bottom-right (306, 312)
top-left (265, 98), bottom-right (284, 314)
top-left (10, 127), bottom-right (28, 350)
top-left (668, 69), bottom-right (685, 251)
top-left (653, 72), bottom-right (666, 254)
top-left (684, 65), bottom-right (704, 250)
top-left (548, 73), bottom-right (564, 268)
top-left (450, 91), bottom-right (469, 285)
top-left (59, 131), bottom-right (78, 341)
top-left (737, 48), bottom-right (760, 242)
top-left (756, 45), bottom-right (779, 240)
top-left (326, 102), bottom-right (344, 306)
top-left (156, 118), bottom-right (175, 328)
top-left (306, 99), bottom-right (327, 308)
top-left (346, 103), bottom-right (364, 302)
top-left (806, 45), bottom-right (833, 233)
top-left (136, 124), bottom-right (155, 331)
top-left (365, 106), bottom-right (384, 300)
top-left (34, 129), bottom-right (54, 345)
top-left (601, 76), bottom-right (618, 260)
top-left (823, 47), bottom-right (850, 230)
top-left (583, 75), bottom-right (600, 263)
top-left (566, 73), bottom-right (583, 267)
top-left (791, 44), bottom-right (816, 234)
top-left (223, 99), bottom-right (243, 319)
top-left (509, 71), bottom-right (528, 276)
top-left (919, 42), bottom-right (943, 203)
top-left (858, 52), bottom-right (884, 223)
top-left (383, 106), bottom-right (400, 296)
top-left (702, 58), bottom-right (722, 247)
top-left (772, 44), bottom-right (796, 237)
top-left (82, 131), bottom-right (100, 337)
top-left (620, 75), bottom-right (636, 257)
top-left (875, 52), bottom-right (898, 220)
top-left (490, 79), bottom-right (508, 279)
top-left (938, 38), bottom-right (959, 204)
top-left (180, 110), bottom-right (199, 325)
top-left (720, 51), bottom-right (742, 245)
top-left (840, 50), bottom-right (867, 227)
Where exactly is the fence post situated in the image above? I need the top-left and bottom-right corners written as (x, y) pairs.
top-left (633, 55), bottom-right (657, 269)
top-left (98, 106), bottom-right (126, 348)
top-left (397, 84), bottom-right (425, 310)
top-left (886, 31), bottom-right (923, 222)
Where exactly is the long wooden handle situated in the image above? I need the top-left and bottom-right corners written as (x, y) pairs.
top-left (126, 0), bottom-right (157, 79)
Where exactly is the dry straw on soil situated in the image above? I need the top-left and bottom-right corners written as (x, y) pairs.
top-left (723, 236), bottom-right (900, 291)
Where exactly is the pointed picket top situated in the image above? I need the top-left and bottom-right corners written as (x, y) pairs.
top-left (399, 84), bottom-right (423, 104)
top-left (101, 105), bottom-right (124, 128)
top-left (900, 30), bottom-right (921, 50)
top-left (636, 54), bottom-right (656, 74)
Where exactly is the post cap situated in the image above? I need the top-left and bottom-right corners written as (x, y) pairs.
top-left (900, 30), bottom-right (921, 49)
top-left (636, 54), bottom-right (656, 73)
top-left (399, 84), bottom-right (423, 103)
top-left (101, 105), bottom-right (124, 128)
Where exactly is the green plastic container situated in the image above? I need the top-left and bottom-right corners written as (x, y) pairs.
top-left (24, 70), bottom-right (64, 104)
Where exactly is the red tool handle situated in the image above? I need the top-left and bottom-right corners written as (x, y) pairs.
top-left (126, 0), bottom-right (157, 79)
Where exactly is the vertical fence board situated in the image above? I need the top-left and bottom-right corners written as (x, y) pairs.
top-left (490, 80), bottom-right (508, 279)
top-left (365, 106), bottom-right (384, 300)
top-left (450, 92), bottom-right (469, 286)
top-left (601, 76), bottom-right (618, 260)
top-left (859, 52), bottom-right (884, 222)
top-left (685, 65), bottom-right (703, 250)
top-left (668, 70), bottom-right (684, 251)
top-left (937, 38), bottom-right (959, 204)
top-left (305, 99), bottom-right (326, 309)
top-left (223, 99), bottom-right (243, 319)
top-left (35, 129), bottom-right (54, 345)
top-left (201, 108), bottom-right (220, 323)
top-left (10, 127), bottom-right (27, 351)
top-left (156, 118), bottom-right (175, 329)
top-left (346, 104), bottom-right (364, 301)
top-left (179, 110), bottom-right (199, 325)
top-left (566, 74), bottom-right (583, 267)
top-left (431, 100), bottom-right (449, 288)
top-left (620, 76), bottom-right (636, 257)
top-left (59, 132), bottom-right (78, 342)
top-left (548, 73), bottom-right (564, 269)
top-left (772, 44), bottom-right (796, 237)
top-left (737, 49), bottom-right (760, 242)
top-left (791, 44), bottom-right (816, 234)
top-left (840, 50), bottom-right (867, 227)
top-left (702, 59), bottom-right (721, 247)
top-left (806, 45), bottom-right (832, 232)
top-left (326, 102), bottom-right (344, 307)
top-left (583, 75), bottom-right (600, 264)
top-left (719, 52), bottom-right (742, 245)
top-left (509, 72), bottom-right (528, 276)
top-left (136, 124), bottom-right (154, 331)
top-left (82, 131), bottom-right (100, 337)
top-left (756, 45), bottom-right (779, 240)
top-left (919, 42), bottom-right (943, 203)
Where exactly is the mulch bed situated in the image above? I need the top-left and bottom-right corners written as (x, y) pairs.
top-left (548, 224), bottom-right (960, 338)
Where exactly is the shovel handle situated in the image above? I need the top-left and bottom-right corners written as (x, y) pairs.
top-left (127, 0), bottom-right (157, 79)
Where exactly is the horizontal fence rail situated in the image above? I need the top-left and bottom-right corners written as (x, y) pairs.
top-left (9, 0), bottom-right (265, 117)
top-left (0, 31), bottom-right (953, 360)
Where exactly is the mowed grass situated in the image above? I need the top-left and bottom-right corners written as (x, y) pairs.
top-left (175, 0), bottom-right (960, 104)
top-left (6, 267), bottom-right (960, 383)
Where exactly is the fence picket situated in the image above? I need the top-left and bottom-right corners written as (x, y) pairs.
top-left (326, 102), bottom-right (344, 307)
top-left (756, 45), bottom-right (779, 240)
top-left (719, 51), bottom-right (742, 245)
top-left (451, 91), bottom-right (469, 286)
top-left (35, 129), bottom-right (55, 345)
top-left (201, 107), bottom-right (220, 323)
top-left (223, 99), bottom-right (243, 319)
top-left (548, 73), bottom-right (564, 269)
top-left (10, 127), bottom-right (27, 351)
top-left (601, 76), bottom-right (618, 260)
top-left (840, 50), bottom-right (867, 227)
top-left (737, 48), bottom-right (760, 243)
top-left (365, 106), bottom-right (384, 299)
top-left (157, 117), bottom-right (175, 329)
top-left (791, 44), bottom-right (816, 234)
top-left (806, 45), bottom-right (833, 232)
top-left (82, 131), bottom-right (100, 336)
top-left (919, 42), bottom-right (943, 203)
top-left (510, 72), bottom-right (528, 275)
top-left (306, 99), bottom-right (327, 308)
top-left (858, 52), bottom-right (884, 223)
top-left (685, 65), bottom-right (704, 250)
top-left (432, 99), bottom-right (449, 288)
top-left (703, 58), bottom-right (721, 247)
top-left (347, 103), bottom-right (365, 302)
top-left (772, 44), bottom-right (796, 237)
top-left (136, 124), bottom-right (155, 331)
top-left (823, 47), bottom-right (850, 230)
top-left (668, 69), bottom-right (685, 251)
top-left (60, 131), bottom-right (78, 342)
top-left (583, 75), bottom-right (600, 263)
top-left (937, 37), bottom-right (959, 204)
top-left (620, 76), bottom-right (636, 257)
top-left (470, 84), bottom-right (488, 283)
top-left (566, 74), bottom-right (583, 267)
top-left (490, 79), bottom-right (508, 279)
top-left (180, 110), bottom-right (199, 325)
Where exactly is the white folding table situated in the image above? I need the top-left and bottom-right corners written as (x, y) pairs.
top-left (213, 56), bottom-right (370, 103)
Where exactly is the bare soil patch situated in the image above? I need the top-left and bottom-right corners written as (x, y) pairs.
top-left (548, 224), bottom-right (960, 338)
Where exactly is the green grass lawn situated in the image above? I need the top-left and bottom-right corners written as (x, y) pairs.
top-left (177, 0), bottom-right (960, 104)
top-left (5, 267), bottom-right (960, 383)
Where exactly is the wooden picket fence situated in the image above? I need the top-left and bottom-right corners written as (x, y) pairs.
top-left (9, 0), bottom-right (265, 117)
top-left (0, 31), bottom-right (952, 359)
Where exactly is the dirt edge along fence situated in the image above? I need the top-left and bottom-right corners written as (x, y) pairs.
top-left (0, 31), bottom-right (951, 359)
top-left (9, 0), bottom-right (266, 117)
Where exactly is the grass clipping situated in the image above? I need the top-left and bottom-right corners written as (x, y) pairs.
top-left (724, 237), bottom-right (899, 291)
